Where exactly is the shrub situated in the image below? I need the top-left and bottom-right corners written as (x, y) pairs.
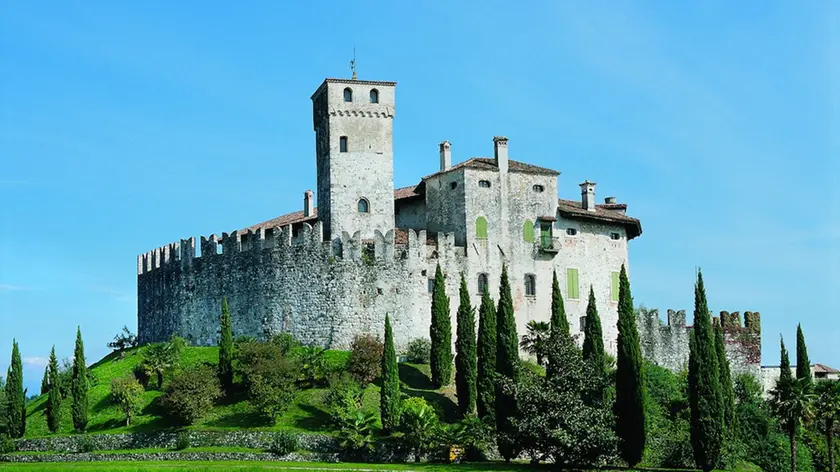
top-left (174, 431), bottom-right (191, 450)
top-left (405, 338), bottom-right (431, 364)
top-left (236, 342), bottom-right (298, 424)
top-left (347, 334), bottom-right (383, 385)
top-left (338, 410), bottom-right (377, 461)
top-left (270, 431), bottom-right (299, 456)
top-left (292, 345), bottom-right (328, 388)
top-left (132, 364), bottom-right (150, 389)
top-left (395, 397), bottom-right (440, 462)
top-left (0, 435), bottom-right (16, 454)
top-left (107, 326), bottom-right (138, 352)
top-left (161, 364), bottom-right (221, 425)
top-left (235, 340), bottom-right (283, 389)
top-left (77, 436), bottom-right (96, 453)
top-left (270, 332), bottom-right (301, 356)
top-left (110, 376), bottom-right (143, 426)
top-left (324, 372), bottom-right (365, 428)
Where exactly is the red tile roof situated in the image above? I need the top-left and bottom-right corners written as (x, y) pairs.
top-left (557, 199), bottom-right (642, 239)
top-left (423, 157), bottom-right (559, 180)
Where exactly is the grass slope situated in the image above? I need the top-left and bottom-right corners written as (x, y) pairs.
top-left (0, 461), bottom-right (550, 471)
top-left (24, 346), bottom-right (456, 438)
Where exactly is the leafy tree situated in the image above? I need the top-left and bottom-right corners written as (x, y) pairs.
top-left (476, 286), bottom-right (496, 422)
top-left (161, 364), bottom-right (222, 425)
top-left (46, 346), bottom-right (62, 433)
top-left (687, 270), bottom-right (723, 471)
top-left (796, 324), bottom-right (811, 385)
top-left (380, 314), bottom-right (401, 432)
top-left (429, 263), bottom-right (452, 388)
top-left (714, 324), bottom-right (735, 434)
top-left (614, 264), bottom-right (646, 466)
top-left (346, 334), bottom-right (383, 385)
top-left (396, 397), bottom-right (440, 462)
top-left (72, 326), bottom-right (89, 432)
top-left (236, 342), bottom-right (297, 424)
top-left (110, 376), bottom-right (143, 426)
top-left (3, 340), bottom-right (25, 438)
top-left (779, 336), bottom-right (793, 386)
top-left (404, 338), bottom-right (431, 364)
top-left (455, 274), bottom-right (477, 417)
top-left (40, 367), bottom-right (49, 396)
top-left (519, 321), bottom-right (550, 367)
top-left (218, 297), bottom-right (234, 392)
top-left (770, 376), bottom-right (816, 472)
top-left (495, 264), bottom-right (520, 461)
top-left (582, 285), bottom-right (607, 406)
top-left (814, 381), bottom-right (840, 472)
top-left (107, 326), bottom-right (138, 352)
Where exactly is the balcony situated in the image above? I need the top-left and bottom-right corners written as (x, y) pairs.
top-left (538, 235), bottom-right (561, 253)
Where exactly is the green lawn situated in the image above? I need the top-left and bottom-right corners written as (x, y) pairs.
top-left (0, 461), bottom-right (548, 472)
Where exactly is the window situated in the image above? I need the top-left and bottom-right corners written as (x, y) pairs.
top-left (478, 273), bottom-right (489, 294)
top-left (533, 184), bottom-right (545, 193)
top-left (611, 271), bottom-right (620, 302)
top-left (428, 278), bottom-right (435, 294)
top-left (610, 232), bottom-right (621, 240)
top-left (340, 136), bottom-right (348, 153)
top-left (579, 316), bottom-right (587, 332)
top-left (450, 182), bottom-right (458, 190)
top-left (524, 274), bottom-right (536, 296)
top-left (566, 228), bottom-right (578, 236)
top-left (357, 198), bottom-right (370, 213)
top-left (343, 87), bottom-right (353, 102)
top-left (478, 180), bottom-right (491, 188)
top-left (523, 220), bottom-right (535, 243)
top-left (566, 268), bottom-right (579, 299)
top-left (370, 89), bottom-right (379, 103)
top-left (475, 216), bottom-right (488, 239)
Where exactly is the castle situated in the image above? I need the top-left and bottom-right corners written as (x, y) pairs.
top-left (137, 76), bottom-right (762, 377)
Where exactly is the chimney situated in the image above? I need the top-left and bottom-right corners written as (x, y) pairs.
top-left (604, 196), bottom-right (616, 204)
top-left (579, 181), bottom-right (596, 211)
top-left (303, 190), bottom-right (314, 217)
top-left (439, 141), bottom-right (451, 171)
top-left (493, 136), bottom-right (508, 174)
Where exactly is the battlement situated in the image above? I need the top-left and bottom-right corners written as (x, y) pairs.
top-left (713, 310), bottom-right (761, 334)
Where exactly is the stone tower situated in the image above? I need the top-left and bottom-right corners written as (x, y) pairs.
top-left (311, 78), bottom-right (397, 243)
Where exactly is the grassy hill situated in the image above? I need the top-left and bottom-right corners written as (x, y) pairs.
top-left (23, 345), bottom-right (456, 439)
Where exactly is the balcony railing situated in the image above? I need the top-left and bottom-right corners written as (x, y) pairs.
top-left (539, 236), bottom-right (561, 253)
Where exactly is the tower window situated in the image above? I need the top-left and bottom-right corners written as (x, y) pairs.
top-left (370, 89), bottom-right (379, 103)
top-left (524, 274), bottom-right (536, 296)
top-left (343, 87), bottom-right (353, 102)
top-left (533, 184), bottom-right (545, 193)
top-left (566, 228), bottom-right (578, 236)
top-left (357, 198), bottom-right (370, 213)
top-left (450, 182), bottom-right (458, 190)
top-left (610, 232), bottom-right (621, 240)
top-left (478, 273), bottom-right (489, 294)
top-left (478, 180), bottom-right (491, 188)
top-left (339, 136), bottom-right (348, 153)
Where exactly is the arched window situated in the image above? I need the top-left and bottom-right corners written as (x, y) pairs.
top-left (370, 89), bottom-right (379, 103)
top-left (478, 180), bottom-right (491, 188)
top-left (343, 88), bottom-right (353, 102)
top-left (475, 216), bottom-right (488, 239)
top-left (357, 198), bottom-right (370, 213)
top-left (524, 274), bottom-right (536, 296)
top-left (533, 184), bottom-right (545, 193)
top-left (477, 273), bottom-right (489, 294)
top-left (339, 136), bottom-right (348, 153)
top-left (523, 220), bottom-right (535, 243)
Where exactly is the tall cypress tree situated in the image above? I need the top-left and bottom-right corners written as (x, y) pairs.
top-left (476, 286), bottom-right (497, 422)
top-left (795, 324), bottom-right (811, 384)
top-left (455, 274), bottom-right (477, 417)
top-left (4, 340), bottom-right (25, 438)
top-left (218, 297), bottom-right (234, 392)
top-left (582, 285), bottom-right (606, 405)
top-left (380, 314), bottom-right (400, 432)
top-left (71, 327), bottom-right (89, 432)
top-left (714, 324), bottom-right (735, 432)
top-left (614, 264), bottom-right (646, 466)
top-left (429, 263), bottom-right (452, 388)
top-left (495, 264), bottom-right (519, 461)
top-left (778, 336), bottom-right (792, 386)
top-left (40, 367), bottom-right (49, 396)
top-left (547, 269), bottom-right (569, 379)
top-left (688, 270), bottom-right (723, 471)
top-left (46, 346), bottom-right (62, 433)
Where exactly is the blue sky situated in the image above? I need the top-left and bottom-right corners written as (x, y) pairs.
top-left (1, 1), bottom-right (837, 394)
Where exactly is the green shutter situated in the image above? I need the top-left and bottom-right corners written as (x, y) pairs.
top-left (567, 268), bottom-right (579, 299)
top-left (523, 220), bottom-right (534, 242)
top-left (611, 272), bottom-right (620, 301)
top-left (476, 216), bottom-right (488, 239)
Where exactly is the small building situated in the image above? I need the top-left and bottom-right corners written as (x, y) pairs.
top-left (760, 363), bottom-right (840, 397)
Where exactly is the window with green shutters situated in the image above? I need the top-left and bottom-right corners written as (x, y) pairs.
top-left (523, 220), bottom-right (535, 242)
top-left (566, 268), bottom-right (579, 299)
top-left (611, 271), bottom-right (620, 302)
top-left (476, 216), bottom-right (488, 239)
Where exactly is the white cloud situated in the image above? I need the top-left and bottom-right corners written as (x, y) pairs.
top-left (22, 357), bottom-right (48, 368)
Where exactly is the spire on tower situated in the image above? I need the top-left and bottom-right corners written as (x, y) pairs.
top-left (350, 47), bottom-right (357, 80)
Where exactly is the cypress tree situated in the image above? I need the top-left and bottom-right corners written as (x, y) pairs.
top-left (4, 340), bottom-right (25, 438)
top-left (795, 324), bottom-right (811, 384)
top-left (688, 270), bottom-right (723, 471)
top-left (550, 269), bottom-right (569, 338)
top-left (495, 264), bottom-right (519, 461)
top-left (46, 346), bottom-right (62, 433)
top-left (429, 263), bottom-right (452, 388)
top-left (40, 367), bottom-right (49, 396)
top-left (778, 336), bottom-right (792, 386)
top-left (380, 314), bottom-right (400, 432)
top-left (455, 274), bottom-right (477, 417)
top-left (715, 324), bottom-right (735, 432)
top-left (614, 264), bottom-right (646, 467)
top-left (71, 327), bottom-right (89, 432)
top-left (218, 297), bottom-right (234, 392)
top-left (476, 286), bottom-right (497, 422)
top-left (582, 285), bottom-right (606, 405)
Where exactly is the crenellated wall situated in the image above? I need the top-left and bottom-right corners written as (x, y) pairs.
top-left (637, 308), bottom-right (761, 378)
top-left (137, 222), bottom-right (467, 350)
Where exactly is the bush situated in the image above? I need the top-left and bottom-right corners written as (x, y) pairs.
top-left (347, 334), bottom-right (383, 385)
top-left (338, 410), bottom-right (377, 461)
top-left (404, 338), bottom-right (431, 364)
top-left (110, 376), bottom-right (143, 426)
top-left (292, 345), bottom-right (328, 388)
top-left (0, 435), bottom-right (16, 454)
top-left (161, 364), bottom-right (221, 425)
top-left (270, 333), bottom-right (300, 356)
top-left (270, 431), bottom-right (299, 456)
top-left (77, 436), bottom-right (96, 453)
top-left (395, 397), bottom-right (440, 462)
top-left (174, 431), bottom-right (191, 451)
top-left (324, 372), bottom-right (365, 428)
top-left (132, 363), bottom-right (150, 389)
top-left (235, 341), bottom-right (298, 424)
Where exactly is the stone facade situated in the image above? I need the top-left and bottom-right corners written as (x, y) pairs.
top-left (136, 75), bottom-right (759, 372)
